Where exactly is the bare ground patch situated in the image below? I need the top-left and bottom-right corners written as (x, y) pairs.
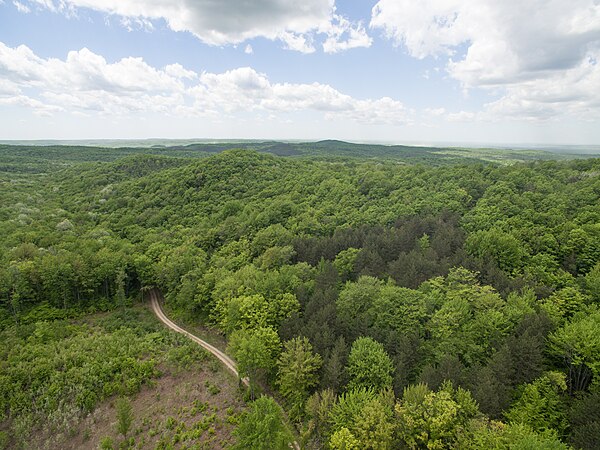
top-left (28, 361), bottom-right (246, 450)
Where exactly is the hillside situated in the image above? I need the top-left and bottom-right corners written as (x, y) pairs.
top-left (0, 147), bottom-right (599, 449)
top-left (0, 140), bottom-right (594, 175)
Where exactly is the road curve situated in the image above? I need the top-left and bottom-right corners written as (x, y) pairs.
top-left (149, 288), bottom-right (300, 449)
top-left (148, 288), bottom-right (249, 387)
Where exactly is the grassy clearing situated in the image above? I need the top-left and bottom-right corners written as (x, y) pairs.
top-left (0, 306), bottom-right (246, 450)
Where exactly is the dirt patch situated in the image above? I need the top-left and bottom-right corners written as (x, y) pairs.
top-left (29, 362), bottom-right (246, 450)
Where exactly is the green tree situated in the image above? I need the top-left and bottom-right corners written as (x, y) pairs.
top-left (328, 388), bottom-right (395, 450)
top-left (371, 284), bottom-right (428, 337)
top-left (347, 337), bottom-right (394, 391)
top-left (396, 381), bottom-right (479, 449)
top-left (569, 389), bottom-right (600, 450)
top-left (333, 248), bottom-right (361, 280)
top-left (232, 396), bottom-right (294, 450)
top-left (505, 372), bottom-right (568, 435)
top-left (424, 268), bottom-right (511, 366)
top-left (116, 397), bottom-right (133, 438)
top-left (229, 327), bottom-right (281, 399)
top-left (549, 309), bottom-right (600, 393)
top-left (541, 287), bottom-right (587, 323)
top-left (114, 268), bottom-right (127, 307)
top-left (584, 262), bottom-right (600, 302)
top-left (277, 336), bottom-right (322, 420)
top-left (306, 389), bottom-right (336, 442)
top-left (353, 399), bottom-right (395, 449)
top-left (330, 427), bottom-right (360, 450)
top-left (255, 245), bottom-right (295, 270)
top-left (466, 228), bottom-right (527, 274)
top-left (461, 420), bottom-right (570, 449)
top-left (337, 276), bottom-right (384, 338)
top-left (216, 294), bottom-right (270, 333)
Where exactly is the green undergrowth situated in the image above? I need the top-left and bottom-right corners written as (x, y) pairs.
top-left (0, 306), bottom-right (208, 447)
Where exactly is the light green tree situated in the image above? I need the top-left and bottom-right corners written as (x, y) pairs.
top-left (330, 427), bottom-right (360, 450)
top-left (228, 327), bottom-right (280, 399)
top-left (347, 336), bottom-right (394, 391)
top-left (541, 287), bottom-right (587, 323)
top-left (396, 381), bottom-right (479, 449)
top-left (216, 294), bottom-right (270, 333)
top-left (505, 372), bottom-right (568, 435)
top-left (461, 420), bottom-right (570, 449)
top-left (548, 309), bottom-right (600, 393)
top-left (353, 399), bottom-right (395, 449)
top-left (232, 396), bottom-right (294, 450)
top-left (328, 388), bottom-right (395, 450)
top-left (333, 248), bottom-right (361, 280)
top-left (277, 336), bottom-right (322, 420)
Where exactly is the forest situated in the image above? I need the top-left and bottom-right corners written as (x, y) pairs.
top-left (0, 142), bottom-right (599, 449)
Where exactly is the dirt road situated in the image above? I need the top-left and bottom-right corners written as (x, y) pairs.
top-left (149, 288), bottom-right (301, 449)
top-left (148, 288), bottom-right (249, 387)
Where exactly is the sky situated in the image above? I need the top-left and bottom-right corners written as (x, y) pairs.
top-left (0, 0), bottom-right (599, 145)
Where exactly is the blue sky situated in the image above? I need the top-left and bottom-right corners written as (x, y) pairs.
top-left (0, 0), bottom-right (599, 144)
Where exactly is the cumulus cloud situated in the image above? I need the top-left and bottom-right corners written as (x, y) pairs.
top-left (0, 42), bottom-right (408, 124)
top-left (25, 0), bottom-right (371, 53)
top-left (371, 0), bottom-right (600, 120)
top-left (484, 54), bottom-right (600, 121)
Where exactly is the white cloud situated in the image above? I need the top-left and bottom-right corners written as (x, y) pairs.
top-left (0, 94), bottom-right (63, 116)
top-left (484, 53), bottom-right (600, 121)
top-left (328, 97), bottom-right (410, 125)
top-left (26, 0), bottom-right (371, 53)
top-left (279, 31), bottom-right (316, 54)
top-left (0, 42), bottom-right (409, 124)
top-left (371, 0), bottom-right (600, 120)
top-left (371, 0), bottom-right (469, 59)
top-left (120, 16), bottom-right (154, 32)
top-left (13, 1), bottom-right (31, 13)
top-left (322, 15), bottom-right (372, 53)
top-left (0, 78), bottom-right (21, 95)
top-left (446, 111), bottom-right (476, 122)
top-left (244, 44), bottom-right (253, 55)
top-left (164, 63), bottom-right (197, 80)
top-left (424, 107), bottom-right (446, 117)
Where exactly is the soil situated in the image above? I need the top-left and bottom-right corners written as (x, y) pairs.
top-left (28, 362), bottom-right (246, 450)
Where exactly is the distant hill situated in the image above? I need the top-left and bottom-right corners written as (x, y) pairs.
top-left (0, 139), bottom-right (596, 174)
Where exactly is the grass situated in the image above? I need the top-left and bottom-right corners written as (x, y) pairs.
top-left (0, 305), bottom-right (246, 449)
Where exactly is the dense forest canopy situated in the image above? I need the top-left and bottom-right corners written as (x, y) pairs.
top-left (1, 142), bottom-right (599, 449)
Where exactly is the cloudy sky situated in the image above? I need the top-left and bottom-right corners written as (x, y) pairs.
top-left (1, 0), bottom-right (599, 144)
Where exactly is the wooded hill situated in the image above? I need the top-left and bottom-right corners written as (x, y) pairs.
top-left (1, 144), bottom-right (599, 448)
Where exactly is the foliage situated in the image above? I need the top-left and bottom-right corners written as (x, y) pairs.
top-left (0, 307), bottom-right (203, 445)
top-left (396, 381), bottom-right (480, 449)
top-left (1, 145), bottom-right (599, 448)
top-left (228, 327), bottom-right (281, 398)
top-left (232, 396), bottom-right (294, 450)
top-left (346, 336), bottom-right (394, 391)
top-left (548, 309), bottom-right (600, 392)
top-left (116, 397), bottom-right (133, 437)
top-left (462, 420), bottom-right (571, 449)
top-left (328, 388), bottom-right (395, 450)
top-left (329, 427), bottom-right (360, 450)
top-left (505, 372), bottom-right (568, 435)
top-left (276, 336), bottom-right (322, 420)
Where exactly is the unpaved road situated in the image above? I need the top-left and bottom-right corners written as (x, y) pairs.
top-left (149, 288), bottom-right (249, 387)
top-left (149, 288), bottom-right (300, 449)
